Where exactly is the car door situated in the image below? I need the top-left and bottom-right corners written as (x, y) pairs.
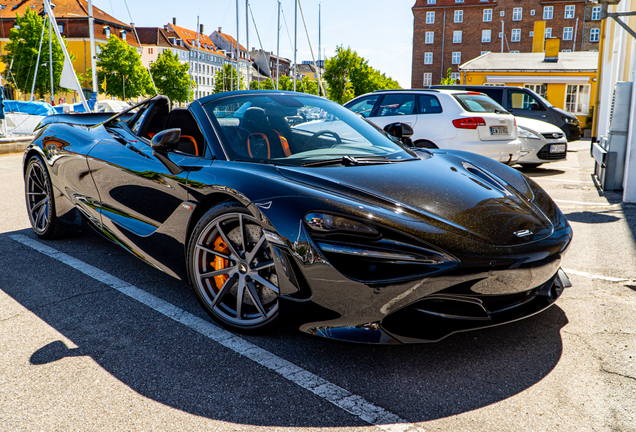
top-left (367, 93), bottom-right (419, 131)
top-left (506, 89), bottom-right (547, 121)
top-left (86, 100), bottom-right (194, 279)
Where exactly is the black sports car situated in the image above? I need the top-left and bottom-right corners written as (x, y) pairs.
top-left (23, 91), bottom-right (572, 344)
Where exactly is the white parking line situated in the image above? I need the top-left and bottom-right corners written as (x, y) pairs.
top-left (533, 178), bottom-right (592, 184)
top-left (553, 199), bottom-right (613, 206)
top-left (562, 268), bottom-right (631, 283)
top-left (9, 234), bottom-right (423, 432)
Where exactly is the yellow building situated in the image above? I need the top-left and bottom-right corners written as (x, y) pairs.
top-left (459, 50), bottom-right (598, 127)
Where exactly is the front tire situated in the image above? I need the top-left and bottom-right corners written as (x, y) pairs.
top-left (24, 155), bottom-right (65, 239)
top-left (188, 202), bottom-right (279, 332)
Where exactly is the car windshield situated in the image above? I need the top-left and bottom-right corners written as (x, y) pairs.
top-left (453, 93), bottom-right (509, 114)
top-left (202, 93), bottom-right (417, 166)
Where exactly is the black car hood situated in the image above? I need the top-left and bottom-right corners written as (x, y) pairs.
top-left (277, 154), bottom-right (554, 246)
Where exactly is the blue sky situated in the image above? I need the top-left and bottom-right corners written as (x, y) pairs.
top-left (91, 0), bottom-right (415, 88)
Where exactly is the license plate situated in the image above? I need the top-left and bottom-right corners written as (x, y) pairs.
top-left (550, 144), bottom-right (566, 153)
top-left (490, 126), bottom-right (508, 135)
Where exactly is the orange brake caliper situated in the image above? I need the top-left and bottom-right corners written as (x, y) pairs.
top-left (211, 236), bottom-right (230, 290)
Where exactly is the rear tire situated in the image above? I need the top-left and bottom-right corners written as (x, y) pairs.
top-left (24, 155), bottom-right (65, 239)
top-left (187, 202), bottom-right (279, 332)
top-left (414, 140), bottom-right (438, 149)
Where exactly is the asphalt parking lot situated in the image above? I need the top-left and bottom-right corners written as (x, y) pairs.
top-left (1, 141), bottom-right (635, 431)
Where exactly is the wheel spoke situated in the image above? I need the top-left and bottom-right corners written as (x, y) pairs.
top-left (239, 214), bottom-right (247, 259)
top-left (251, 260), bottom-right (275, 272)
top-left (210, 272), bottom-right (237, 309)
top-left (199, 266), bottom-right (234, 279)
top-left (235, 276), bottom-right (246, 319)
top-left (246, 280), bottom-right (267, 318)
top-left (251, 273), bottom-right (280, 294)
top-left (31, 196), bottom-right (48, 214)
top-left (246, 234), bottom-right (266, 264)
top-left (196, 243), bottom-right (230, 260)
top-left (30, 170), bottom-right (46, 192)
top-left (35, 206), bottom-right (47, 229)
top-left (217, 223), bottom-right (240, 260)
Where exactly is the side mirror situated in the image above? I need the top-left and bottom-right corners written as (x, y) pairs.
top-left (151, 128), bottom-right (181, 152)
top-left (384, 122), bottom-right (414, 139)
top-left (530, 102), bottom-right (543, 111)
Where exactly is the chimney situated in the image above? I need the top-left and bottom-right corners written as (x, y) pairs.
top-left (543, 37), bottom-right (560, 62)
top-left (218, 27), bottom-right (222, 33)
top-left (200, 24), bottom-right (204, 34)
top-left (532, 21), bottom-right (546, 53)
top-left (173, 17), bottom-right (176, 25)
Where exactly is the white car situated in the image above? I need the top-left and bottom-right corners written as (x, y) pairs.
top-left (344, 89), bottom-right (521, 164)
top-left (516, 117), bottom-right (567, 168)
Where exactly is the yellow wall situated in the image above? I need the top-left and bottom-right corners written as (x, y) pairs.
top-left (463, 70), bottom-right (597, 127)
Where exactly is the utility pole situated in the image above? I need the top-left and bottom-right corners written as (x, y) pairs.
top-left (87, 0), bottom-right (98, 97)
top-left (293, 0), bottom-right (297, 91)
top-left (501, 20), bottom-right (504, 53)
top-left (276, 0), bottom-right (280, 90)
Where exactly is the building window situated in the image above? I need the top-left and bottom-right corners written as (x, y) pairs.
top-left (454, 10), bottom-right (463, 23)
top-left (103, 26), bottom-right (111, 38)
top-left (591, 6), bottom-right (601, 20)
top-left (423, 73), bottom-right (432, 86)
top-left (543, 6), bottom-right (553, 19)
top-left (525, 84), bottom-right (547, 98)
top-left (564, 5), bottom-right (575, 19)
top-left (452, 52), bottom-right (461, 64)
top-left (511, 50), bottom-right (520, 53)
top-left (500, 11), bottom-right (505, 17)
top-left (590, 28), bottom-right (600, 42)
top-left (563, 27), bottom-right (573, 40)
top-left (455, 0), bottom-right (464, 3)
top-left (545, 28), bottom-right (552, 38)
top-left (562, 49), bottom-right (572, 52)
top-left (451, 72), bottom-right (460, 82)
top-left (565, 84), bottom-right (590, 114)
top-left (427, 0), bottom-right (436, 4)
top-left (529, 31), bottom-right (534, 37)
top-left (57, 23), bottom-right (64, 34)
top-left (424, 52), bottom-right (433, 64)
top-left (481, 51), bottom-right (489, 55)
top-left (425, 31), bottom-right (434, 44)
top-left (530, 10), bottom-right (535, 16)
top-left (120, 30), bottom-right (127, 41)
top-left (148, 47), bottom-right (153, 54)
top-left (426, 11), bottom-right (435, 24)
top-left (511, 29), bottom-right (521, 42)
top-left (482, 29), bottom-right (491, 42)
top-left (483, 9), bottom-right (492, 21)
top-left (453, 30), bottom-right (462, 43)
top-left (513, 7), bottom-right (522, 21)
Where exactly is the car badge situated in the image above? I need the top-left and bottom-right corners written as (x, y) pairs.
top-left (499, 119), bottom-right (506, 124)
top-left (514, 229), bottom-right (533, 238)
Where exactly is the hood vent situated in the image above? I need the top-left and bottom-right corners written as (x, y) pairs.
top-left (462, 162), bottom-right (512, 196)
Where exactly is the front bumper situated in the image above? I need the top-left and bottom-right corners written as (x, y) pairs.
top-left (518, 140), bottom-right (567, 164)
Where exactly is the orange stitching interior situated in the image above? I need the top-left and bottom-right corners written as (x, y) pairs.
top-left (247, 133), bottom-right (270, 159)
top-left (273, 129), bottom-right (291, 157)
top-left (180, 135), bottom-right (199, 156)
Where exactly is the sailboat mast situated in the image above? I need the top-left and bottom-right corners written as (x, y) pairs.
top-left (196, 15), bottom-right (200, 98)
top-left (276, 0), bottom-right (280, 90)
top-left (293, 0), bottom-right (297, 92)
top-left (318, 2), bottom-right (321, 96)
top-left (29, 17), bottom-right (47, 101)
top-left (49, 18), bottom-right (54, 103)
top-left (246, 0), bottom-right (250, 87)
top-left (235, 0), bottom-right (239, 90)
top-left (88, 0), bottom-right (98, 95)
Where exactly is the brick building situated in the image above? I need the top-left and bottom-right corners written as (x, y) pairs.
top-left (411, 0), bottom-right (603, 88)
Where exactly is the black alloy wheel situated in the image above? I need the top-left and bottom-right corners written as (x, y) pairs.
top-left (25, 155), bottom-right (63, 239)
top-left (188, 202), bottom-right (279, 331)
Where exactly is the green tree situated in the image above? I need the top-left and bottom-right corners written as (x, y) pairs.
top-left (440, 68), bottom-right (457, 85)
top-left (323, 45), bottom-right (400, 104)
top-left (2, 9), bottom-right (71, 99)
top-left (150, 49), bottom-right (193, 103)
top-left (212, 63), bottom-right (247, 93)
top-left (249, 78), bottom-right (275, 90)
top-left (97, 36), bottom-right (153, 100)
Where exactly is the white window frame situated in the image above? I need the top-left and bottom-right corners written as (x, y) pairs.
top-left (590, 28), bottom-right (600, 42)
top-left (453, 30), bottom-right (462, 43)
top-left (425, 31), bottom-right (435, 44)
top-left (565, 84), bottom-right (590, 115)
top-left (481, 51), bottom-right (490, 55)
top-left (591, 6), bottom-right (601, 20)
top-left (564, 5), bottom-right (575, 19)
top-left (543, 6), bottom-right (553, 20)
top-left (452, 52), bottom-right (461, 64)
top-left (530, 10), bottom-right (535, 16)
top-left (426, 11), bottom-right (435, 24)
top-left (511, 29), bottom-right (521, 42)
top-left (454, 10), bottom-right (463, 23)
top-left (529, 31), bottom-right (534, 37)
top-left (482, 29), bottom-right (491, 43)
top-left (545, 28), bottom-right (552, 38)
top-left (483, 9), bottom-right (492, 22)
top-left (427, 0), bottom-right (436, 4)
top-left (563, 27), bottom-right (573, 40)
top-left (423, 73), bottom-right (432, 86)
top-left (451, 72), bottom-right (460, 81)
top-left (513, 7), bottom-right (522, 21)
top-left (424, 52), bottom-right (433, 64)
top-left (500, 11), bottom-right (505, 17)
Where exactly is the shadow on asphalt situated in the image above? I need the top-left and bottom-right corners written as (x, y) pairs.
top-left (565, 210), bottom-right (622, 224)
top-left (516, 166), bottom-right (566, 176)
top-left (2, 228), bottom-right (568, 426)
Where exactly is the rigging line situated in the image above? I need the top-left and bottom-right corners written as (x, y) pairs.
top-left (123, 0), bottom-right (158, 95)
top-left (221, 0), bottom-right (232, 28)
top-left (280, 4), bottom-right (294, 54)
top-left (297, 0), bottom-right (325, 96)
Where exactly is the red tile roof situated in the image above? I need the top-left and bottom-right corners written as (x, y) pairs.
top-left (167, 23), bottom-right (225, 56)
top-left (0, 0), bottom-right (130, 28)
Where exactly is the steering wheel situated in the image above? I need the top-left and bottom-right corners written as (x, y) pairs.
top-left (304, 130), bottom-right (342, 150)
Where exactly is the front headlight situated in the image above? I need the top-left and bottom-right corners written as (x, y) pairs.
top-left (518, 127), bottom-right (541, 140)
top-left (305, 213), bottom-right (379, 235)
top-left (562, 116), bottom-right (579, 125)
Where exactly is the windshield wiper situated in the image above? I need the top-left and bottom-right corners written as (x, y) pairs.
top-left (301, 156), bottom-right (418, 167)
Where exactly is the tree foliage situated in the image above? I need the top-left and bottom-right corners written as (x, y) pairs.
top-left (440, 68), bottom-right (457, 85)
top-left (97, 36), bottom-right (153, 100)
top-left (323, 46), bottom-right (400, 104)
top-left (150, 49), bottom-right (193, 103)
top-left (1, 9), bottom-right (71, 99)
top-left (213, 64), bottom-right (247, 93)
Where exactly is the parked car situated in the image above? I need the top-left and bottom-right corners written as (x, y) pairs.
top-left (431, 85), bottom-right (581, 141)
top-left (516, 117), bottom-right (568, 168)
top-left (24, 91), bottom-right (572, 344)
top-left (344, 89), bottom-right (521, 165)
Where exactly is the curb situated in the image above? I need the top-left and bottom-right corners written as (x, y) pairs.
top-left (0, 137), bottom-right (33, 155)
